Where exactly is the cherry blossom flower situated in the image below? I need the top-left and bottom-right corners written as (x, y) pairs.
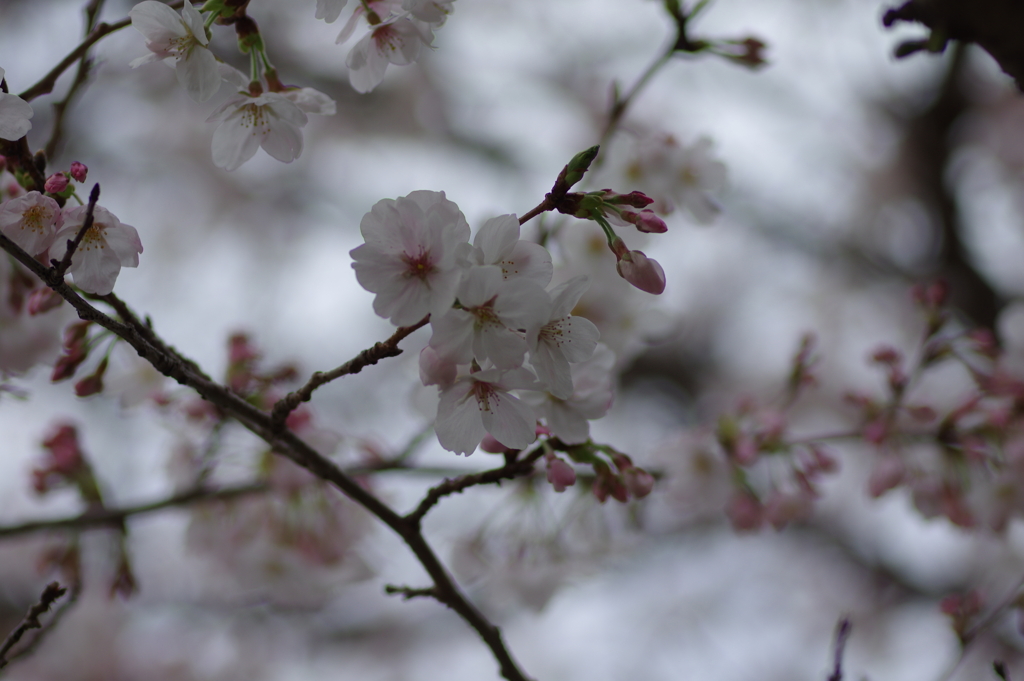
top-left (350, 190), bottom-right (470, 326)
top-left (628, 135), bottom-right (727, 224)
top-left (50, 205), bottom-right (143, 295)
top-left (402, 0), bottom-right (455, 26)
top-left (0, 191), bottom-right (63, 255)
top-left (346, 18), bottom-right (430, 93)
top-left (315, 0), bottom-right (349, 23)
top-left (434, 366), bottom-right (539, 454)
top-left (457, 214), bottom-right (552, 287)
top-left (129, 0), bottom-right (221, 103)
top-left (524, 344), bottom-right (615, 444)
top-left (0, 67), bottom-right (32, 141)
top-left (207, 92), bottom-right (308, 171)
top-left (527, 275), bottom-right (600, 399)
top-left (429, 266), bottom-right (550, 370)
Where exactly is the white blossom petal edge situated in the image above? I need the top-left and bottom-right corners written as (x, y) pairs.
top-left (0, 67), bottom-right (33, 141)
top-left (435, 367), bottom-right (539, 455)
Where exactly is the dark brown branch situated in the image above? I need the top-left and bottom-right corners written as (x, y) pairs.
top-left (0, 483), bottom-right (266, 539)
top-left (827, 617), bottom-right (852, 681)
top-left (0, 232), bottom-right (533, 681)
top-left (0, 582), bottom-right (67, 670)
top-left (884, 0), bottom-right (1024, 91)
top-left (384, 584), bottom-right (438, 600)
top-left (406, 447), bottom-right (546, 526)
top-left (51, 183), bottom-right (99, 277)
top-left (270, 316), bottom-right (430, 428)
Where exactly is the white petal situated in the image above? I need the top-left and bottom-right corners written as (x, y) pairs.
top-left (211, 117), bottom-right (262, 171)
top-left (260, 120), bottom-right (303, 164)
top-left (0, 94), bottom-right (33, 141)
top-left (176, 46), bottom-right (221, 102)
top-left (435, 382), bottom-right (484, 455)
top-left (480, 391), bottom-right (536, 450)
top-left (346, 33), bottom-right (390, 93)
top-left (181, 0), bottom-right (209, 46)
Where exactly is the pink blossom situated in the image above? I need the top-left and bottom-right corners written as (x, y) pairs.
top-left (346, 18), bottom-right (430, 93)
top-left (457, 214), bottom-right (552, 287)
top-left (527, 275), bottom-right (600, 399)
top-left (207, 92), bottom-right (308, 171)
top-left (434, 367), bottom-right (539, 455)
top-left (351, 190), bottom-right (470, 326)
top-left (0, 191), bottom-right (63, 255)
top-left (49, 205), bottom-right (143, 295)
top-left (130, 0), bottom-right (221, 102)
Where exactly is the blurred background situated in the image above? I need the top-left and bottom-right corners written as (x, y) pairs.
top-left (3, 0), bottom-right (1024, 678)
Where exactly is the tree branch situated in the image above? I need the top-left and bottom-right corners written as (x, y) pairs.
top-left (269, 315), bottom-right (429, 428)
top-left (0, 231), bottom-right (534, 681)
top-left (406, 447), bottom-right (546, 527)
top-left (0, 582), bottom-right (67, 670)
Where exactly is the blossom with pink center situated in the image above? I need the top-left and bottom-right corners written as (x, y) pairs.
top-left (527, 275), bottom-right (600, 398)
top-left (524, 343), bottom-right (615, 444)
top-left (429, 265), bottom-right (550, 370)
top-left (346, 18), bottom-right (430, 93)
top-left (0, 191), bottom-right (63, 255)
top-left (207, 92), bottom-right (308, 170)
top-left (50, 205), bottom-right (143, 295)
top-left (130, 0), bottom-right (221, 102)
top-left (434, 367), bottom-right (539, 455)
top-left (456, 214), bottom-right (552, 287)
top-left (0, 67), bottom-right (32, 141)
top-left (350, 190), bottom-right (470, 326)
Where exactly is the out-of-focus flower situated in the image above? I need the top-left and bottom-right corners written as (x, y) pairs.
top-left (346, 18), bottom-right (430, 93)
top-left (207, 92), bottom-right (308, 170)
top-left (545, 453), bottom-right (576, 492)
top-left (402, 0), bottom-right (455, 25)
top-left (351, 190), bottom-right (470, 326)
top-left (627, 135), bottom-right (727, 224)
top-left (130, 0), bottom-right (221, 102)
top-left (50, 205), bottom-right (143, 295)
top-left (525, 344), bottom-right (615, 444)
top-left (315, 0), bottom-right (349, 23)
top-left (280, 87), bottom-right (337, 115)
top-left (0, 191), bottom-right (63, 255)
top-left (0, 67), bottom-right (32, 141)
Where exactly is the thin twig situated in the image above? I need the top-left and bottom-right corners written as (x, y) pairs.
top-left (19, 1), bottom-right (185, 102)
top-left (2, 580), bottom-right (81, 670)
top-left (384, 584), bottom-right (438, 600)
top-left (827, 617), bottom-right (852, 681)
top-left (406, 447), bottom-right (547, 526)
top-left (0, 483), bottom-right (266, 539)
top-left (0, 582), bottom-right (67, 670)
top-left (51, 184), bottom-right (100, 277)
top-left (269, 315), bottom-right (430, 427)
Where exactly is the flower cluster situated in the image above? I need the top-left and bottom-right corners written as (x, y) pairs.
top-left (0, 183), bottom-right (142, 295)
top-left (318, 0), bottom-right (456, 93)
top-left (351, 190), bottom-right (613, 456)
top-left (129, 1), bottom-right (336, 170)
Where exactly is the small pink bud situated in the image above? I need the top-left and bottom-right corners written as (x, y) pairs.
top-left (481, 434), bottom-right (510, 454)
top-left (863, 419), bottom-right (887, 446)
top-left (545, 455), bottom-right (576, 492)
top-left (69, 162), bottom-right (87, 183)
top-left (632, 209), bottom-right (668, 233)
top-left (51, 347), bottom-right (87, 382)
top-left (26, 287), bottom-right (63, 315)
top-left (871, 345), bottom-right (902, 365)
top-left (74, 358), bottom-right (107, 397)
top-left (605, 190), bottom-right (654, 208)
top-left (622, 467), bottom-right (654, 498)
top-left (62, 321), bottom-right (90, 352)
top-left (726, 489), bottom-right (764, 532)
top-left (616, 250), bottom-right (666, 294)
top-left (44, 173), bottom-right (69, 194)
top-left (867, 456), bottom-right (904, 497)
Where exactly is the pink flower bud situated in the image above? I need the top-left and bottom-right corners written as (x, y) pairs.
top-left (545, 455), bottom-right (576, 492)
top-left (616, 250), bottom-right (666, 294)
top-left (605, 191), bottom-right (654, 208)
top-left (867, 455), bottom-right (904, 497)
top-left (26, 287), bottom-right (62, 315)
top-left (44, 173), bottom-right (68, 194)
top-left (622, 467), bottom-right (654, 498)
top-left (51, 347), bottom-right (87, 382)
top-left (69, 162), bottom-right (87, 183)
top-left (631, 209), bottom-right (668, 233)
top-left (62, 321), bottom-right (90, 352)
top-left (481, 434), bottom-right (510, 454)
top-left (726, 489), bottom-right (764, 531)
